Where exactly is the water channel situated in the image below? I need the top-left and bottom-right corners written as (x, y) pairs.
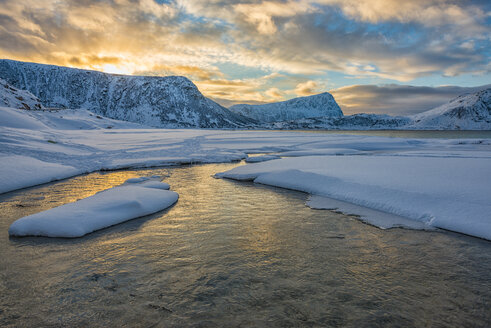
top-left (1, 162), bottom-right (490, 327)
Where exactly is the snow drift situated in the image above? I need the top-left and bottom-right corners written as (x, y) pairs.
top-left (8, 177), bottom-right (178, 238)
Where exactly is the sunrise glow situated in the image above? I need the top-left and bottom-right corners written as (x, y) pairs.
top-left (0, 0), bottom-right (489, 114)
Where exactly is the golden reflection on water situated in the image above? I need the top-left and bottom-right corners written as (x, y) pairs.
top-left (39, 171), bottom-right (143, 206)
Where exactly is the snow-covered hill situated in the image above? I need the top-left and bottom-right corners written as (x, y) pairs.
top-left (267, 113), bottom-right (410, 130)
top-left (229, 92), bottom-right (343, 122)
top-left (0, 78), bottom-right (43, 110)
top-left (0, 106), bottom-right (150, 131)
top-left (253, 89), bottom-right (491, 130)
top-left (0, 59), bottom-right (253, 128)
top-left (409, 88), bottom-right (491, 130)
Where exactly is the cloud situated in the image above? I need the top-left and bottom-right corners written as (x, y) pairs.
top-left (195, 74), bottom-right (294, 104)
top-left (265, 87), bottom-right (284, 99)
top-left (0, 0), bottom-right (489, 108)
top-left (234, 1), bottom-right (313, 34)
top-left (195, 78), bottom-right (266, 102)
top-left (318, 0), bottom-right (488, 34)
top-left (294, 80), bottom-right (322, 96)
top-left (330, 84), bottom-right (491, 115)
top-left (143, 64), bottom-right (224, 80)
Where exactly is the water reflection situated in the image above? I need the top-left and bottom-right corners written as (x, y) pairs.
top-left (0, 163), bottom-right (490, 327)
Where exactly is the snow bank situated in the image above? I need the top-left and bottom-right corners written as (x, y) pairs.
top-left (245, 155), bottom-right (281, 163)
top-left (307, 195), bottom-right (432, 230)
top-left (9, 177), bottom-right (178, 238)
top-left (0, 155), bottom-right (82, 194)
top-left (216, 155), bottom-right (491, 240)
top-left (0, 107), bottom-right (48, 130)
top-left (124, 176), bottom-right (170, 190)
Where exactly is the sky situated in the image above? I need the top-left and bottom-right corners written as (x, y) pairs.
top-left (0, 0), bottom-right (490, 115)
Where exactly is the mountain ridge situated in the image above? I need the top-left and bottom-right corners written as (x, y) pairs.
top-left (410, 88), bottom-right (491, 129)
top-left (0, 59), bottom-right (253, 128)
top-left (259, 88), bottom-right (491, 130)
top-left (229, 92), bottom-right (343, 122)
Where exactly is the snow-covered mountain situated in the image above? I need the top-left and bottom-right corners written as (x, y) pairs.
top-left (0, 59), bottom-right (253, 128)
top-left (0, 78), bottom-right (43, 110)
top-left (1, 59), bottom-right (489, 130)
top-left (409, 88), bottom-right (491, 130)
top-left (251, 89), bottom-right (491, 130)
top-left (267, 113), bottom-right (410, 130)
top-left (229, 92), bottom-right (343, 122)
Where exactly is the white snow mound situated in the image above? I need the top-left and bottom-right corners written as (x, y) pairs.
top-left (8, 177), bottom-right (178, 238)
top-left (0, 155), bottom-right (81, 194)
top-left (216, 155), bottom-right (491, 240)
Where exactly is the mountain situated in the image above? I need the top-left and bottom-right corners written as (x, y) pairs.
top-left (265, 114), bottom-right (410, 130)
top-left (0, 59), bottom-right (253, 128)
top-left (244, 89), bottom-right (491, 130)
top-left (0, 78), bottom-right (43, 110)
top-left (229, 92), bottom-right (343, 122)
top-left (409, 88), bottom-right (491, 130)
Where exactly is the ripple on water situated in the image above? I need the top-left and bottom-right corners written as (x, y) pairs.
top-left (0, 163), bottom-right (490, 327)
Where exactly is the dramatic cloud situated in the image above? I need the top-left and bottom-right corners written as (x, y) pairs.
top-left (331, 84), bottom-right (491, 115)
top-left (0, 0), bottom-right (489, 109)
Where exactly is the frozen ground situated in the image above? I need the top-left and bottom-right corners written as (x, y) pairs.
top-left (1, 106), bottom-right (490, 239)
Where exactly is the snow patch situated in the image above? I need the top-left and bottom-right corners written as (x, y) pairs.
top-left (245, 155), bottom-right (281, 163)
top-left (0, 155), bottom-right (82, 194)
top-left (8, 177), bottom-right (178, 237)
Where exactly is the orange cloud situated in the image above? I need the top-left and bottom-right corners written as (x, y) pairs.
top-left (265, 87), bottom-right (284, 100)
top-left (147, 64), bottom-right (224, 81)
top-left (294, 80), bottom-right (322, 96)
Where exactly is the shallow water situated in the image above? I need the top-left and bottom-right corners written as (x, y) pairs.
top-left (0, 163), bottom-right (490, 327)
top-left (283, 130), bottom-right (491, 139)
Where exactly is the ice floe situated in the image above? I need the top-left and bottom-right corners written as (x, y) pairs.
top-left (9, 177), bottom-right (178, 238)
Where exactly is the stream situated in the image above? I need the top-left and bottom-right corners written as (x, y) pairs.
top-left (1, 162), bottom-right (490, 327)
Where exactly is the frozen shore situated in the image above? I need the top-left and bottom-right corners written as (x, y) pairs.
top-left (1, 106), bottom-right (490, 239)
